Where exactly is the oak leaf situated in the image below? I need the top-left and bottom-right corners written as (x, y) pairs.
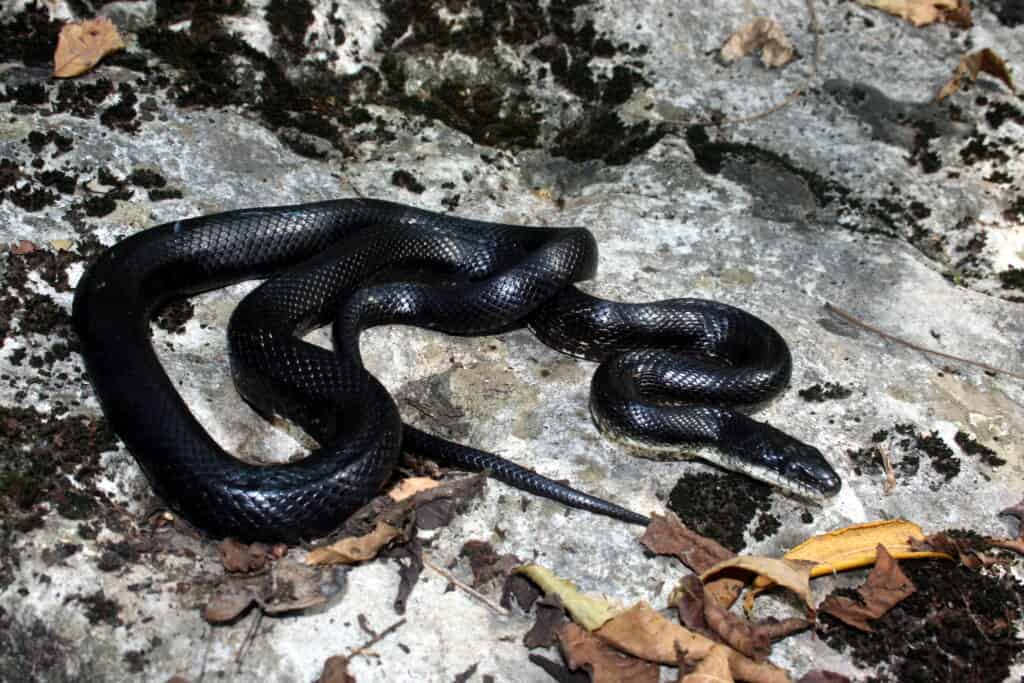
top-left (857, 0), bottom-right (971, 27)
top-left (936, 49), bottom-right (1016, 101)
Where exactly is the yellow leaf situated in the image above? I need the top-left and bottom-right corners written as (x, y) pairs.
top-left (53, 18), bottom-right (125, 78)
top-left (783, 519), bottom-right (949, 577)
top-left (305, 521), bottom-right (402, 566)
top-left (49, 239), bottom-right (74, 251)
top-left (514, 564), bottom-right (622, 630)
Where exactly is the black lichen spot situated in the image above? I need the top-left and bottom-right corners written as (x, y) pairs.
top-left (99, 83), bottom-right (140, 133)
top-left (391, 169), bottom-right (426, 194)
top-left (953, 431), bottom-right (1005, 467)
top-left (54, 78), bottom-right (116, 118)
top-left (959, 132), bottom-right (1010, 166)
top-left (266, 0), bottom-right (314, 58)
top-left (149, 187), bottom-right (184, 201)
top-left (82, 195), bottom-right (117, 217)
top-left (997, 266), bottom-right (1024, 290)
top-left (6, 185), bottom-right (56, 212)
top-left (0, 82), bottom-right (49, 106)
top-left (70, 590), bottom-right (124, 627)
top-left (0, 5), bottom-right (63, 67)
top-left (128, 168), bottom-right (167, 189)
top-left (798, 382), bottom-right (852, 402)
top-left (666, 471), bottom-right (775, 552)
top-left (36, 170), bottom-right (78, 195)
top-left (154, 300), bottom-right (195, 334)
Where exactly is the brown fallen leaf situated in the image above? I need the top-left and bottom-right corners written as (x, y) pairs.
top-left (936, 48), bottom-right (1016, 101)
top-left (701, 556), bottom-right (817, 612)
top-left (525, 598), bottom-right (569, 649)
top-left (10, 240), bottom-right (36, 255)
top-left (218, 538), bottom-right (272, 573)
top-left (819, 545), bottom-right (916, 631)
top-left (990, 538), bottom-right (1024, 555)
top-left (912, 532), bottom-right (999, 568)
top-left (460, 539), bottom-right (521, 587)
top-left (306, 520), bottom-right (403, 566)
top-left (387, 476), bottom-right (441, 501)
top-left (53, 17), bottom-right (126, 78)
top-left (641, 512), bottom-right (745, 607)
top-left (559, 622), bottom-right (660, 683)
top-left (318, 656), bottom-right (355, 683)
top-left (857, 0), bottom-right (971, 27)
top-left (671, 575), bottom-right (808, 659)
top-left (595, 602), bottom-right (790, 683)
top-left (679, 644), bottom-right (733, 683)
top-left (720, 17), bottom-right (794, 68)
top-left (204, 559), bottom-right (347, 622)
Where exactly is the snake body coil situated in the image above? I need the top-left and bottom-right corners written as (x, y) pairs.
top-left (72, 199), bottom-right (840, 542)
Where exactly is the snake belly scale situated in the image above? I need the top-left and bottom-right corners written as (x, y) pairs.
top-left (72, 199), bottom-right (840, 542)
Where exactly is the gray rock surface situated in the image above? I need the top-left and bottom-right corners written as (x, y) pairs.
top-left (1, 0), bottom-right (1022, 681)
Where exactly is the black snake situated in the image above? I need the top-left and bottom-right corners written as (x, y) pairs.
top-left (72, 199), bottom-right (841, 542)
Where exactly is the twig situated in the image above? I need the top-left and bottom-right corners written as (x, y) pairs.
top-left (664, 0), bottom-right (822, 128)
top-left (422, 554), bottom-right (510, 616)
top-left (825, 302), bottom-right (1024, 382)
top-left (347, 617), bottom-right (406, 662)
top-left (235, 610), bottom-right (264, 669)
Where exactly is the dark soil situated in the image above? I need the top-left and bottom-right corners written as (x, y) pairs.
top-left (666, 471), bottom-right (778, 552)
top-left (845, 423), bottom-right (1005, 489)
top-left (819, 556), bottom-right (1024, 682)
top-left (798, 382), bottom-right (853, 402)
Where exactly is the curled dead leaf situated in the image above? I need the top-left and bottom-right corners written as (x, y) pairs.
top-left (594, 602), bottom-right (790, 683)
top-left (701, 556), bottom-right (817, 612)
top-left (857, 0), bottom-right (971, 27)
top-left (641, 512), bottom-right (746, 608)
top-left (388, 476), bottom-right (441, 501)
top-left (306, 521), bottom-right (403, 566)
top-left (819, 545), bottom-right (916, 631)
top-left (720, 17), bottom-right (794, 68)
top-left (679, 644), bottom-right (733, 683)
top-left (936, 48), bottom-right (1016, 102)
top-left (514, 564), bottom-right (622, 631)
top-left (559, 622), bottom-right (660, 683)
top-left (53, 17), bottom-right (125, 78)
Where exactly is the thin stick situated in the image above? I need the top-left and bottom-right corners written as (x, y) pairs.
top-left (664, 0), bottom-right (822, 128)
top-left (422, 555), bottom-right (510, 616)
top-left (347, 618), bottom-right (406, 661)
top-left (825, 302), bottom-right (1024, 382)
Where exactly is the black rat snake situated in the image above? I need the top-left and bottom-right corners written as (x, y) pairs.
top-left (72, 199), bottom-right (840, 542)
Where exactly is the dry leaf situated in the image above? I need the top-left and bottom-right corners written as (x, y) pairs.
top-left (857, 0), bottom-right (971, 27)
top-left (10, 240), bottom-right (36, 255)
top-left (720, 17), bottom-right (794, 68)
top-left (990, 538), bottom-right (1024, 554)
top-left (641, 512), bottom-right (746, 608)
top-left (1000, 497), bottom-right (1024, 526)
top-left (701, 556), bottom-right (817, 612)
top-left (318, 655), bottom-right (356, 683)
top-left (680, 644), bottom-right (733, 683)
top-left (819, 545), bottom-right (916, 631)
top-left (913, 532), bottom-right (999, 568)
top-left (205, 559), bottom-right (346, 622)
top-left (388, 476), bottom-right (441, 501)
top-left (53, 18), bottom-right (125, 78)
top-left (218, 538), bottom-right (272, 573)
top-left (763, 519), bottom-right (947, 584)
top-left (306, 521), bottom-right (403, 566)
top-left (50, 239), bottom-right (74, 251)
top-left (515, 564), bottom-right (622, 630)
top-left (595, 602), bottom-right (790, 683)
top-left (559, 622), bottom-right (660, 683)
top-left (936, 48), bottom-right (1015, 101)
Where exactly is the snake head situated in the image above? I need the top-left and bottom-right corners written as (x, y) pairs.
top-left (727, 418), bottom-right (842, 500)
